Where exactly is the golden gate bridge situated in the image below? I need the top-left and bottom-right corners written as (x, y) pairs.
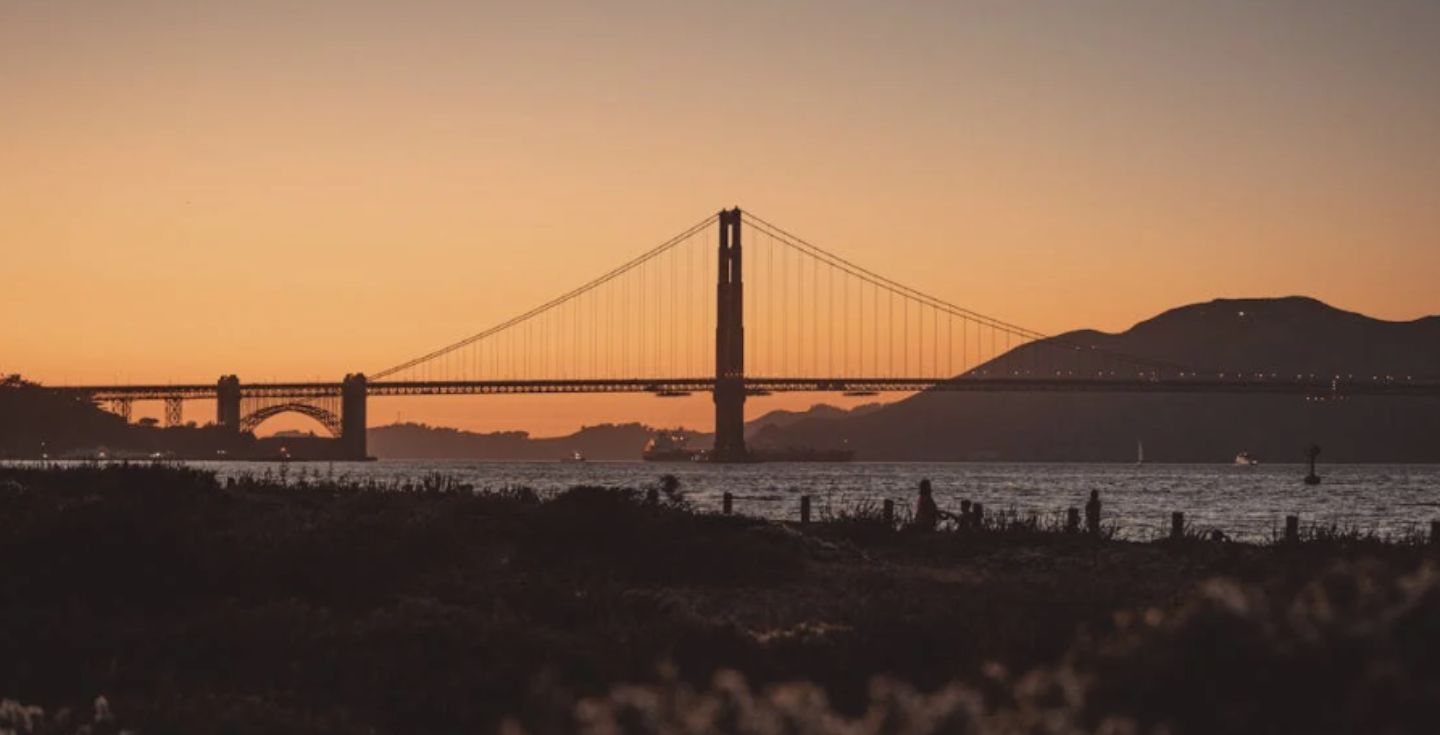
top-left (52, 208), bottom-right (1440, 460)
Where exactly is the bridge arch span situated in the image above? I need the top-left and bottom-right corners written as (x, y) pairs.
top-left (239, 402), bottom-right (343, 438)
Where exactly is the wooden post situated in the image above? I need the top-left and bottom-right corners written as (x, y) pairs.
top-left (722, 491), bottom-right (733, 515)
top-left (1066, 507), bottom-right (1080, 533)
top-left (1171, 512), bottom-right (1185, 541)
top-left (1285, 515), bottom-right (1299, 543)
top-left (1429, 520), bottom-right (1439, 546)
top-left (973, 502), bottom-right (984, 528)
top-left (800, 495), bottom-right (811, 524)
top-left (883, 499), bottom-right (894, 526)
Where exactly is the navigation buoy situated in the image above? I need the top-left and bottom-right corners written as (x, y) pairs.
top-left (1304, 443), bottom-right (1322, 485)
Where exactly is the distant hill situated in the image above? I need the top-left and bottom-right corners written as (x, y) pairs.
top-left (746, 402), bottom-right (885, 438)
top-left (756, 297), bottom-right (1440, 462)
top-left (0, 375), bottom-right (129, 456)
top-left (0, 375), bottom-right (254, 459)
top-left (368, 402), bottom-right (882, 461)
top-left (368, 422), bottom-right (688, 460)
top-left (1057, 297), bottom-right (1440, 377)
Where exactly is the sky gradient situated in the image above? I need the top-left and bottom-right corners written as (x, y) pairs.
top-left (3, 1), bottom-right (1438, 435)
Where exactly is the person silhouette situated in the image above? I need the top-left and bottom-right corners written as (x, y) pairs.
top-left (914, 479), bottom-right (940, 531)
top-left (1085, 490), bottom-right (1102, 535)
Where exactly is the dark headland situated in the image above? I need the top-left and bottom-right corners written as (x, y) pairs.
top-left (759, 297), bottom-right (1440, 462)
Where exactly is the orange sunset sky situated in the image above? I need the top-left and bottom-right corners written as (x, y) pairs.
top-left (3, 1), bottom-right (1438, 436)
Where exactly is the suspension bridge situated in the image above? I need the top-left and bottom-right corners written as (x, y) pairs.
top-left (53, 208), bottom-right (1440, 461)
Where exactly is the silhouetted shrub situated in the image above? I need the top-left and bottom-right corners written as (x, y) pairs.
top-left (1, 464), bottom-right (1434, 734)
top-left (549, 563), bottom-right (1440, 735)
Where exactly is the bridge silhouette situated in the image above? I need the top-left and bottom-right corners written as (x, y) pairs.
top-left (56, 208), bottom-right (1440, 460)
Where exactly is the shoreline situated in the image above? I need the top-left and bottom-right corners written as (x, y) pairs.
top-left (4, 458), bottom-right (1437, 544)
top-left (12, 455), bottom-right (1440, 465)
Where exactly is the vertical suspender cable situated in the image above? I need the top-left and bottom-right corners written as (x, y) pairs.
top-left (672, 236), bottom-right (677, 375)
top-left (811, 254), bottom-right (818, 376)
top-left (769, 232), bottom-right (775, 375)
top-left (933, 305), bottom-right (939, 378)
top-left (786, 235), bottom-right (792, 375)
top-left (829, 265), bottom-right (840, 371)
top-left (888, 289), bottom-right (894, 377)
top-left (687, 233), bottom-right (694, 376)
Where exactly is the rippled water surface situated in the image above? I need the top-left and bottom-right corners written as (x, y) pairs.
top-left (127, 460), bottom-right (1440, 541)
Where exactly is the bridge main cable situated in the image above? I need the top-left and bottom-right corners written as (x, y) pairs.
top-left (741, 210), bottom-right (1194, 376)
top-left (372, 213), bottom-right (719, 380)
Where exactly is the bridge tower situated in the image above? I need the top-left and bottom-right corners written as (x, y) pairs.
top-left (217, 375), bottom-right (242, 432)
top-left (712, 207), bottom-right (748, 462)
top-left (341, 373), bottom-right (368, 461)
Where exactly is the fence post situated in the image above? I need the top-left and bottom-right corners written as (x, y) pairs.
top-left (1430, 520), bottom-right (1439, 547)
top-left (1066, 507), bottom-right (1080, 533)
top-left (973, 502), bottom-right (984, 528)
top-left (1285, 515), bottom-right (1299, 543)
top-left (722, 492), bottom-right (733, 515)
top-left (1171, 512), bottom-right (1185, 541)
top-left (883, 499), bottom-right (894, 526)
top-left (800, 495), bottom-right (811, 524)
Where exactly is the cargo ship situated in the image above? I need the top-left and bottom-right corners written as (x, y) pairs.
top-left (642, 432), bottom-right (701, 462)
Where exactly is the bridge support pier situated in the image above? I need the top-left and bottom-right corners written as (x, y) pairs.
top-left (217, 375), bottom-right (242, 432)
top-left (164, 397), bottom-right (184, 427)
top-left (711, 207), bottom-right (748, 462)
top-left (713, 378), bottom-right (746, 461)
top-left (341, 373), bottom-right (368, 461)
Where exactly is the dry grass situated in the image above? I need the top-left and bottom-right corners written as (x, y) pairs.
top-left (0, 463), bottom-right (1434, 734)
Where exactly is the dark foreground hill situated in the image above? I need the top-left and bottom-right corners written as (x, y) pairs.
top-left (1, 464), bottom-right (1438, 734)
top-left (757, 297), bottom-right (1440, 462)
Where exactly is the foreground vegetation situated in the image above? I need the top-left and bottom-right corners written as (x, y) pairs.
top-left (1, 464), bottom-right (1436, 734)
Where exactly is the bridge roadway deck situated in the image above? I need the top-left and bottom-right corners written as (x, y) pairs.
top-left (53, 376), bottom-right (1440, 401)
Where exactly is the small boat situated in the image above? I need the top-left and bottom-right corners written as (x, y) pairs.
top-left (1234, 451), bottom-right (1259, 466)
top-left (562, 450), bottom-right (586, 463)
